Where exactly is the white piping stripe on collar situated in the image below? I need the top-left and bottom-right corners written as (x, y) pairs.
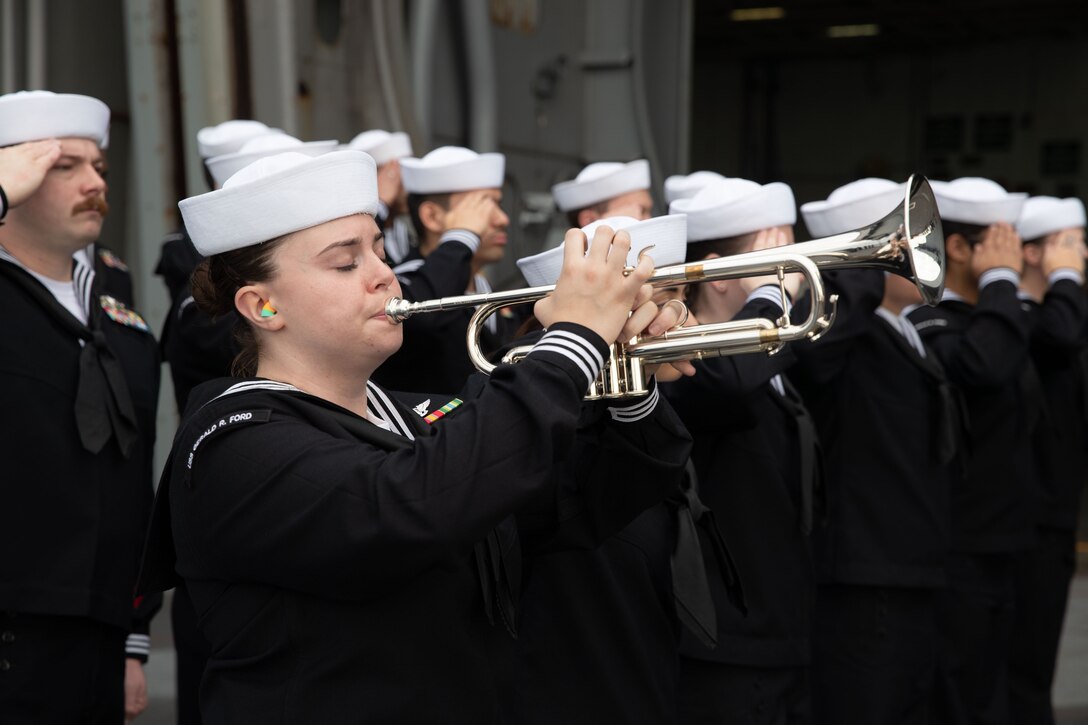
top-left (366, 381), bottom-right (416, 440)
top-left (770, 374), bottom-right (786, 397)
top-left (0, 243), bottom-right (96, 322)
top-left (73, 245), bottom-right (95, 318)
top-left (875, 306), bottom-right (927, 358)
top-left (207, 380), bottom-right (417, 440)
top-left (211, 380), bottom-right (304, 403)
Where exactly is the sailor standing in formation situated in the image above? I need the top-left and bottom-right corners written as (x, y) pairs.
top-left (3, 79), bottom-right (1085, 725)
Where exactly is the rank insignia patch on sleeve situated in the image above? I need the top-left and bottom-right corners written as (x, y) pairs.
top-left (100, 295), bottom-right (150, 332)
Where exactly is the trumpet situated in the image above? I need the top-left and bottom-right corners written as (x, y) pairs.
top-left (385, 174), bottom-right (944, 399)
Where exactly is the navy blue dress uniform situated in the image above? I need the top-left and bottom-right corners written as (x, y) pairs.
top-left (793, 180), bottom-right (962, 725)
top-left (662, 289), bottom-right (819, 725)
top-left (792, 269), bottom-right (960, 725)
top-left (139, 319), bottom-right (692, 724)
top-left (906, 178), bottom-right (1038, 725)
top-left (0, 245), bottom-right (161, 721)
top-left (1008, 274), bottom-right (1088, 725)
top-left (497, 221), bottom-right (740, 724)
top-left (663, 175), bottom-right (817, 725)
top-left (909, 274), bottom-right (1036, 724)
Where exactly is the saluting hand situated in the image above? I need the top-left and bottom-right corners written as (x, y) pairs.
top-left (739, 228), bottom-right (802, 298)
top-left (536, 224), bottom-right (653, 344)
top-left (377, 159), bottom-right (401, 207)
top-left (444, 190), bottom-right (496, 238)
top-left (1041, 229), bottom-right (1087, 278)
top-left (971, 222), bottom-right (1023, 277)
top-left (0, 138), bottom-right (62, 208)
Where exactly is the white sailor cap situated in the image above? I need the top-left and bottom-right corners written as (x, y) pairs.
top-left (931, 178), bottom-right (1027, 226)
top-left (179, 150), bottom-right (378, 257)
top-left (800, 178), bottom-right (907, 238)
top-left (664, 171), bottom-right (728, 205)
top-left (1016, 196), bottom-right (1087, 242)
top-left (344, 130), bottom-right (413, 166)
top-left (400, 146), bottom-right (505, 194)
top-left (0, 90), bottom-right (110, 148)
top-left (552, 160), bottom-right (651, 212)
top-left (206, 133), bottom-right (338, 188)
top-left (516, 214), bottom-right (687, 288)
top-left (196, 120), bottom-right (278, 159)
top-left (669, 177), bottom-right (796, 242)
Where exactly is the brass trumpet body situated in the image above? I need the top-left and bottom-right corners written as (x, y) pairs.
top-left (384, 174), bottom-right (944, 399)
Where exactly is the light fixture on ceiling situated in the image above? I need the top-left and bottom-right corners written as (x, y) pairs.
top-left (730, 7), bottom-right (787, 22)
top-left (826, 23), bottom-right (881, 38)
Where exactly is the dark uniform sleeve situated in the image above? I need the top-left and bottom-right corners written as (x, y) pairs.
top-left (910, 277), bottom-right (1031, 388)
top-left (172, 323), bottom-right (611, 601)
top-left (394, 230), bottom-right (478, 303)
top-left (512, 378), bottom-right (693, 551)
top-left (792, 268), bottom-right (885, 383)
top-left (1033, 276), bottom-right (1088, 350)
top-left (663, 288), bottom-right (798, 430)
top-left (163, 290), bottom-right (237, 411)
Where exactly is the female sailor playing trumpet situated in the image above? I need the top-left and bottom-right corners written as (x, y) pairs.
top-left (137, 149), bottom-right (694, 725)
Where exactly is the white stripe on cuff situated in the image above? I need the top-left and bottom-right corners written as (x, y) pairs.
top-left (377, 200), bottom-right (390, 221)
top-left (746, 284), bottom-right (790, 314)
top-left (607, 382), bottom-right (659, 422)
top-left (979, 267), bottom-right (1021, 289)
top-left (545, 330), bottom-right (605, 369)
top-left (529, 329), bottom-right (605, 389)
top-left (125, 634), bottom-right (151, 656)
top-left (440, 229), bottom-right (481, 253)
top-left (1049, 268), bottom-right (1085, 287)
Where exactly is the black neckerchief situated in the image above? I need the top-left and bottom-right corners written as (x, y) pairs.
top-left (874, 314), bottom-right (962, 465)
top-left (668, 460), bottom-right (746, 649)
top-left (769, 376), bottom-right (825, 535)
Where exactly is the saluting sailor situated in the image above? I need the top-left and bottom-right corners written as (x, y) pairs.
top-left (553, 158), bottom-right (655, 227)
top-left (1008, 195), bottom-right (1088, 725)
top-left (906, 177), bottom-right (1033, 725)
top-left (795, 179), bottom-right (961, 725)
top-left (663, 176), bottom-right (819, 725)
top-left (373, 145), bottom-right (514, 393)
top-left (0, 90), bottom-right (161, 724)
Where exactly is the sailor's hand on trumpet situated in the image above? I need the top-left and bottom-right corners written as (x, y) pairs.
top-left (535, 225), bottom-right (654, 344)
top-left (629, 285), bottom-right (695, 382)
